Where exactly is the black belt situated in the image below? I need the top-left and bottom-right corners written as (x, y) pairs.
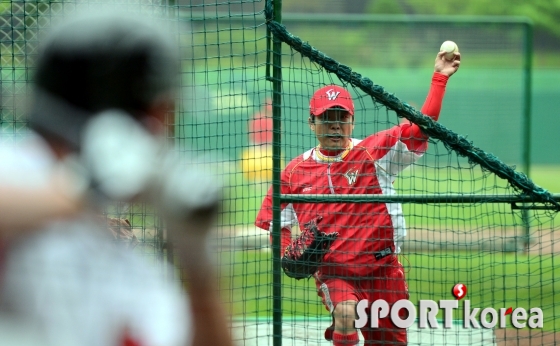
top-left (374, 247), bottom-right (393, 260)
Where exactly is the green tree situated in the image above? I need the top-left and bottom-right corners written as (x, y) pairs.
top-left (366, 0), bottom-right (560, 37)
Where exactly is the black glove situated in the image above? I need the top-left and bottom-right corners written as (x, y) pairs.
top-left (281, 216), bottom-right (338, 280)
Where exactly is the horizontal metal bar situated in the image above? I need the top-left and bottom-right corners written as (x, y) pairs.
top-left (511, 203), bottom-right (559, 210)
top-left (183, 12), bottom-right (532, 26)
top-left (281, 14), bottom-right (532, 25)
top-left (280, 193), bottom-right (560, 204)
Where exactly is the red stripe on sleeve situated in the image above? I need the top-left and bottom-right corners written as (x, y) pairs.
top-left (402, 72), bottom-right (449, 151)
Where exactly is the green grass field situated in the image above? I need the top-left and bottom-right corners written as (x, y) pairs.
top-left (218, 249), bottom-right (559, 331)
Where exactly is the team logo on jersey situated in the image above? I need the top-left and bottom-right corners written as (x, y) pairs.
top-left (302, 185), bottom-right (313, 193)
top-left (343, 168), bottom-right (359, 186)
top-left (325, 89), bottom-right (341, 100)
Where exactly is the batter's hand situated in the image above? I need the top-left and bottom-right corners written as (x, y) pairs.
top-left (434, 51), bottom-right (460, 77)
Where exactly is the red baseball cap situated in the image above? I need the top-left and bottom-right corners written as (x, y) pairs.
top-left (309, 85), bottom-right (354, 116)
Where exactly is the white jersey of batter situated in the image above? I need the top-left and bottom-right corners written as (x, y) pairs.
top-left (0, 132), bottom-right (191, 346)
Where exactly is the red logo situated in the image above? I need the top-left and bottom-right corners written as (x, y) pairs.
top-left (452, 283), bottom-right (467, 300)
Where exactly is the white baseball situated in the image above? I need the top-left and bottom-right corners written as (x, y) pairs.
top-left (440, 40), bottom-right (458, 61)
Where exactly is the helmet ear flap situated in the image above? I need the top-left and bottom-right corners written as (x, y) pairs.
top-left (32, 10), bottom-right (179, 127)
top-left (28, 89), bottom-right (91, 151)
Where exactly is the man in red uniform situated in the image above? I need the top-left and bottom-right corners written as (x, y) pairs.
top-left (255, 50), bottom-right (460, 345)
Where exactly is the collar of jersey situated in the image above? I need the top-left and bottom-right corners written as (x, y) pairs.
top-left (314, 141), bottom-right (353, 163)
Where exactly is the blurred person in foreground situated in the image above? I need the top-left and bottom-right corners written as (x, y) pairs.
top-left (0, 8), bottom-right (233, 346)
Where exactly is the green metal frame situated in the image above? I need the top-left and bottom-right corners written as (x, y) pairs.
top-left (280, 193), bottom-right (560, 204)
top-left (270, 3), bottom-right (283, 346)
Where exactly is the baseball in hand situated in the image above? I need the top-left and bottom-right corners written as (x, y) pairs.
top-left (440, 40), bottom-right (458, 61)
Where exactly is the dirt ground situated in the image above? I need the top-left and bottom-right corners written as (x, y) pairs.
top-left (495, 329), bottom-right (559, 346)
top-left (402, 227), bottom-right (559, 254)
top-left (219, 224), bottom-right (560, 255)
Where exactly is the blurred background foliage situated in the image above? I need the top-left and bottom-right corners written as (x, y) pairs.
top-left (277, 0), bottom-right (560, 69)
top-left (281, 0), bottom-right (560, 52)
top-left (2, 1), bottom-right (559, 67)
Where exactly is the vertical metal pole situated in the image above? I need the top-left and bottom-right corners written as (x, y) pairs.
top-left (265, 26), bottom-right (272, 81)
top-left (522, 21), bottom-right (533, 251)
top-left (271, 1), bottom-right (283, 345)
top-left (163, 0), bottom-right (177, 278)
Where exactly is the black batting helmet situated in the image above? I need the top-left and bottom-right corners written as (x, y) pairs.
top-left (28, 9), bottom-right (179, 149)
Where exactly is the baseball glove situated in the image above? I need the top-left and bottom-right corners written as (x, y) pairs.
top-left (281, 216), bottom-right (338, 280)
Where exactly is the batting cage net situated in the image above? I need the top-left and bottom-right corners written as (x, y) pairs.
top-left (1, 0), bottom-right (559, 345)
top-left (0, 0), bottom-right (172, 259)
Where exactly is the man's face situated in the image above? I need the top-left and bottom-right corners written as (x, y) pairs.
top-left (309, 109), bottom-right (354, 150)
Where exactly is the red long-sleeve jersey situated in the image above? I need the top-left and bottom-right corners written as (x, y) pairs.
top-left (255, 73), bottom-right (449, 278)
